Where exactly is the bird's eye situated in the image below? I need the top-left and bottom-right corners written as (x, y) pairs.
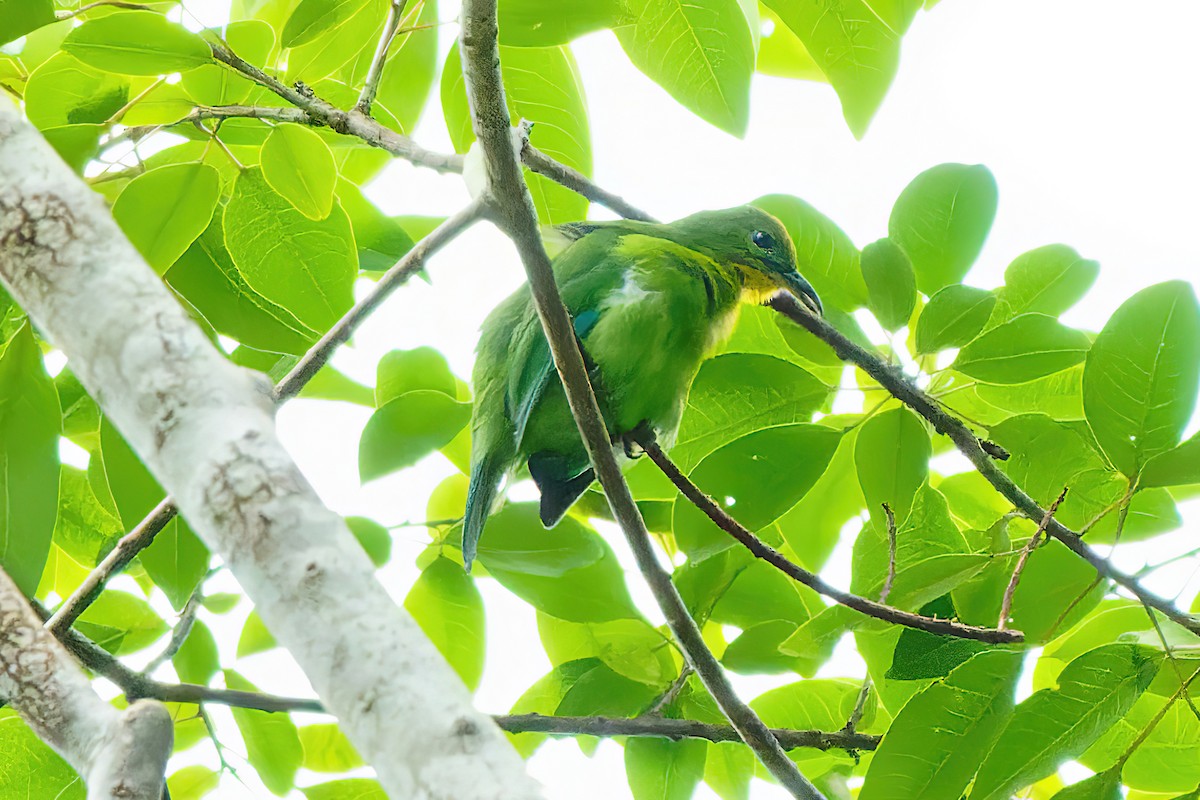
top-left (751, 230), bottom-right (776, 251)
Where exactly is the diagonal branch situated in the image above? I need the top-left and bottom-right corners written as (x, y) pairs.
top-left (456, 3), bottom-right (825, 798)
top-left (769, 292), bottom-right (1200, 637)
top-left (45, 202), bottom-right (486, 632)
top-left (637, 437), bottom-right (1022, 643)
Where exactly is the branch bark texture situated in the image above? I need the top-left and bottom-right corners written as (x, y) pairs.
top-left (0, 96), bottom-right (541, 800)
top-left (456, 4), bottom-right (825, 798)
top-left (0, 568), bottom-right (172, 799)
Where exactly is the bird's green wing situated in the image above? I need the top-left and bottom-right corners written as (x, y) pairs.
top-left (508, 229), bottom-right (631, 448)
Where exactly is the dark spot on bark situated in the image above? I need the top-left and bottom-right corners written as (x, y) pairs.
top-left (453, 717), bottom-right (479, 738)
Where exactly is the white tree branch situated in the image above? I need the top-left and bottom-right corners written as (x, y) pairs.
top-left (0, 96), bottom-right (541, 800)
top-left (0, 567), bottom-right (172, 800)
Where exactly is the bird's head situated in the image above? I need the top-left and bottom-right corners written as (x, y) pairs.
top-left (669, 206), bottom-right (823, 315)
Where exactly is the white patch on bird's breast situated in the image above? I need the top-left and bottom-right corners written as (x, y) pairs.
top-left (706, 307), bottom-right (740, 352)
top-left (601, 269), bottom-right (653, 310)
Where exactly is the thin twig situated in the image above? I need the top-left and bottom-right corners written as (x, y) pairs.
top-left (768, 292), bottom-right (1200, 638)
top-left (880, 503), bottom-right (897, 605)
top-left (1114, 663), bottom-right (1200, 770)
top-left (521, 144), bottom-right (656, 223)
top-left (143, 584), bottom-right (205, 674)
top-left (647, 665), bottom-right (693, 716)
top-left (1143, 606), bottom-right (1200, 721)
top-left (356, 0), bottom-right (411, 115)
top-left (456, 3), bottom-right (825, 797)
top-left (56, 0), bottom-right (153, 18)
top-left (637, 437), bottom-right (1022, 643)
top-left (45, 498), bottom-right (178, 634)
top-left (998, 488), bottom-right (1068, 631)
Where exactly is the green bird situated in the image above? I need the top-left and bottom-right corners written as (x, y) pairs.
top-left (462, 206), bottom-right (822, 570)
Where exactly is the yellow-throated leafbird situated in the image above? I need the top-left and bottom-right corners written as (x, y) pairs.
top-left (462, 206), bottom-right (822, 570)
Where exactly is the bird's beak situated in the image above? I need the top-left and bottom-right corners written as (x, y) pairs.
top-left (783, 273), bottom-right (823, 316)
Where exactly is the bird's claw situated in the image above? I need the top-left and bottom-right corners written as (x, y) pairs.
top-left (619, 421), bottom-right (656, 459)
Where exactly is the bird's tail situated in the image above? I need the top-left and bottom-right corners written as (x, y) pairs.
top-left (463, 455), bottom-right (501, 573)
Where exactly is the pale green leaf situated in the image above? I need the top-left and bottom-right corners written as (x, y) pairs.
top-left (861, 237), bottom-right (916, 331)
top-left (113, 163), bottom-right (220, 274)
top-left (261, 123), bottom-right (338, 220)
top-left (359, 390), bottom-right (471, 481)
top-left (1083, 281), bottom-right (1200, 476)
top-left (954, 313), bottom-right (1090, 384)
top-left (62, 11), bottom-right (212, 75)
top-left (225, 671), bottom-right (302, 796)
top-left (404, 556), bottom-right (486, 690)
top-left (914, 284), bottom-right (996, 354)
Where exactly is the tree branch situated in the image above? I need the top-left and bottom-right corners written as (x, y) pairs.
top-left (0, 96), bottom-right (541, 800)
top-left (456, 3), bottom-right (825, 798)
top-left (45, 497), bottom-right (177, 634)
top-left (2, 570), bottom-right (172, 800)
top-left (355, 0), bottom-right (410, 115)
top-left (637, 437), bottom-right (1022, 643)
top-left (769, 292), bottom-right (1200, 637)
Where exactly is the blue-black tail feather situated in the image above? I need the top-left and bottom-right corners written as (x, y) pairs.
top-left (528, 454), bottom-right (596, 528)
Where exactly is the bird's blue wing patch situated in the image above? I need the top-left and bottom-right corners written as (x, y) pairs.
top-left (573, 309), bottom-right (600, 338)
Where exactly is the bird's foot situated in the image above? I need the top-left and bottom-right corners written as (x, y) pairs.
top-left (620, 421), bottom-right (657, 459)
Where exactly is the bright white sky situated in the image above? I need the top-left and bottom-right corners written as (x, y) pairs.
top-left (110, 1), bottom-right (1200, 798)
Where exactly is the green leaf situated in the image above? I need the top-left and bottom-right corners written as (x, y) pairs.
top-left (345, 516), bottom-right (390, 567)
top-left (113, 163), bottom-right (220, 274)
top-left (751, 677), bottom-right (867, 733)
top-left (889, 163), bottom-right (998, 295)
top-left (336, 180), bottom-right (414, 272)
top-left (0, 324), bottom-right (60, 596)
top-left (299, 724), bottom-right (364, 773)
top-left (0, 0), bottom-right (54, 45)
top-left (704, 740), bottom-right (754, 800)
top-left (1006, 538), bottom-right (1106, 643)
top-left (167, 216), bottom-right (321, 356)
top-left (173, 619), bottom-right (219, 685)
top-left (76, 590), bottom-right (168, 655)
top-left (754, 194), bottom-right (867, 311)
top-left (302, 779), bottom-right (386, 800)
top-left (24, 52), bottom-right (130, 134)
top-left (538, 614), bottom-right (675, 687)
top-left (0, 710), bottom-right (84, 800)
top-left (953, 313), bottom-right (1091, 384)
top-left (261, 123), bottom-right (338, 220)
top-left (359, 390), bottom-right (471, 481)
top-left (403, 556), bottom-right (486, 690)
top-left (970, 644), bottom-right (1162, 800)
top-left (614, 0), bottom-right (754, 136)
top-left (756, 3), bottom-right (825, 81)
top-left (225, 671), bottom-right (303, 796)
top-left (668, 353), bottom-right (831, 477)
top-left (40, 123), bottom-right (104, 173)
top-left (100, 418), bottom-right (208, 609)
top-left (673, 424), bottom-right (841, 561)
top-left (62, 11), bottom-right (212, 75)
top-left (625, 737), bottom-right (707, 800)
top-left (282, 0), bottom-right (363, 47)
top-left (476, 503), bottom-right (641, 622)
top-left (499, 0), bottom-right (622, 45)
top-left (375, 347), bottom-right (457, 406)
top-left (915, 284), bottom-right (997, 354)
top-left (442, 42), bottom-right (592, 223)
top-left (996, 244), bottom-right (1099, 320)
top-left (861, 237), bottom-right (917, 331)
top-left (854, 407), bottom-right (930, 524)
top-left (859, 651), bottom-right (1022, 800)
top-left (237, 610), bottom-right (277, 657)
top-left (887, 599), bottom-right (988, 680)
top-left (852, 485), bottom-right (987, 610)
top-left (286, 0), bottom-right (385, 83)
top-left (1141, 431), bottom-right (1200, 488)
top-left (987, 414), bottom-right (1125, 534)
top-left (224, 168), bottom-right (357, 333)
top-left (763, 0), bottom-right (911, 137)
top-left (52, 465), bottom-right (122, 566)
top-left (1050, 770), bottom-right (1122, 800)
top-left (1083, 281), bottom-right (1200, 476)
top-left (167, 765), bottom-right (220, 800)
